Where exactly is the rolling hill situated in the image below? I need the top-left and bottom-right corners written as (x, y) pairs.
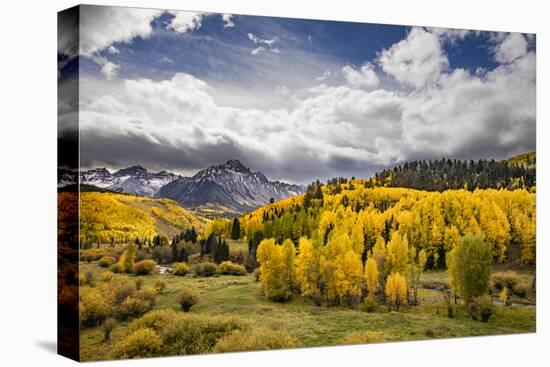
top-left (60, 192), bottom-right (209, 247)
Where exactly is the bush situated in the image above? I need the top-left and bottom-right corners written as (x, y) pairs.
top-left (193, 262), bottom-right (218, 277)
top-left (340, 331), bottom-right (385, 345)
top-left (80, 287), bottom-right (110, 326)
top-left (173, 262), bottom-right (190, 276)
top-left (110, 263), bottom-right (123, 274)
top-left (512, 282), bottom-right (529, 298)
top-left (112, 282), bottom-right (137, 306)
top-left (98, 256), bottom-right (116, 268)
top-left (103, 318), bottom-right (116, 341)
top-left (492, 271), bottom-right (522, 292)
top-left (127, 310), bottom-right (246, 356)
top-left (100, 271), bottom-right (114, 283)
top-left (111, 328), bottom-right (163, 359)
top-left (155, 279), bottom-right (167, 294)
top-left (364, 294), bottom-right (377, 313)
top-left (134, 277), bottom-right (144, 290)
top-left (132, 260), bottom-right (156, 275)
top-left (253, 268), bottom-right (261, 282)
top-left (469, 295), bottom-right (495, 322)
top-left (116, 286), bottom-right (157, 320)
top-left (213, 329), bottom-right (294, 353)
top-left (218, 261), bottom-right (247, 276)
top-left (177, 288), bottom-right (199, 312)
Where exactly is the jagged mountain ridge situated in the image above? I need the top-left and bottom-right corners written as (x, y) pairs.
top-left (156, 160), bottom-right (304, 215)
top-left (57, 166), bottom-right (180, 197)
top-left (58, 160), bottom-right (305, 215)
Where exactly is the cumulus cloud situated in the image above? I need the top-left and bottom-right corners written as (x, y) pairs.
top-left (251, 46), bottom-right (266, 56)
top-left (428, 27), bottom-right (471, 44)
top-left (77, 5), bottom-right (161, 56)
top-left (100, 61), bottom-right (120, 80)
top-left (167, 10), bottom-right (205, 33)
top-left (316, 70), bottom-right (332, 81)
top-left (342, 63), bottom-right (379, 88)
top-left (378, 27), bottom-right (449, 88)
top-left (494, 33), bottom-right (528, 63)
top-left (107, 45), bottom-right (120, 54)
top-left (77, 39), bottom-right (535, 183)
top-left (222, 14), bottom-right (235, 28)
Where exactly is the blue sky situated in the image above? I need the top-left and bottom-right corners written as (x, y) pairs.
top-left (58, 6), bottom-right (536, 184)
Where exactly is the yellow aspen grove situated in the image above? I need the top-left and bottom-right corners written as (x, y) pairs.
top-left (364, 255), bottom-right (380, 295)
top-left (385, 272), bottom-right (407, 311)
top-left (295, 237), bottom-right (321, 301)
top-left (385, 231), bottom-right (409, 275)
top-left (333, 250), bottom-right (363, 305)
top-left (256, 238), bottom-right (294, 302)
top-left (407, 247), bottom-right (427, 304)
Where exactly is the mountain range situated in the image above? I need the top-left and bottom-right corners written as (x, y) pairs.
top-left (58, 160), bottom-right (304, 216)
top-left (157, 160), bottom-right (304, 215)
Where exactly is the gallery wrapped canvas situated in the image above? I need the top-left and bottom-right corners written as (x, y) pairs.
top-left (58, 4), bottom-right (536, 362)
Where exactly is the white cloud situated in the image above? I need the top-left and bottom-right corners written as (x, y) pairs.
top-left (222, 14), bottom-right (235, 28)
top-left (100, 61), bottom-right (120, 80)
top-left (342, 63), bottom-right (379, 88)
top-left (107, 45), bottom-right (120, 54)
top-left (159, 56), bottom-right (174, 65)
top-left (270, 48), bottom-right (280, 54)
top-left (378, 27), bottom-right (449, 88)
top-left (248, 33), bottom-right (278, 46)
top-left (78, 42), bottom-right (534, 182)
top-left (494, 33), bottom-right (528, 63)
top-left (251, 46), bottom-right (266, 56)
top-left (78, 5), bottom-right (161, 56)
top-left (428, 27), bottom-right (471, 44)
top-left (167, 11), bottom-right (205, 33)
top-left (316, 70), bottom-right (332, 81)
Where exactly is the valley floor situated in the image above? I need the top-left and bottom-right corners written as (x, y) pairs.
top-left (79, 262), bottom-right (536, 361)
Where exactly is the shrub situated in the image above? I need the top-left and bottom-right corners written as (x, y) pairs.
top-left (492, 271), bottom-right (522, 291)
top-left (244, 254), bottom-right (259, 273)
top-left (110, 263), bottom-right (123, 274)
top-left (103, 318), bottom-right (116, 341)
top-left (112, 282), bottom-right (137, 306)
top-left (132, 260), bottom-right (156, 275)
top-left (364, 294), bottom-right (377, 313)
top-left (135, 278), bottom-right (144, 290)
top-left (218, 261), bottom-right (247, 276)
top-left (155, 279), bottom-right (167, 294)
top-left (177, 288), bottom-right (199, 312)
top-left (512, 282), bottom-right (529, 298)
top-left (193, 262), bottom-right (218, 277)
top-left (469, 295), bottom-right (494, 322)
top-left (80, 288), bottom-right (110, 326)
top-left (100, 271), bottom-right (114, 282)
top-left (213, 329), bottom-right (294, 353)
top-left (173, 262), bottom-right (190, 276)
top-left (111, 328), bottom-right (162, 359)
top-left (161, 314), bottom-right (245, 355)
top-left (127, 310), bottom-right (246, 356)
top-left (340, 331), bottom-right (385, 345)
top-left (98, 256), bottom-right (117, 268)
top-left (116, 285), bottom-right (158, 320)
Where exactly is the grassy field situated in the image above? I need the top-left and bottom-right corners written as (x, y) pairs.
top-left (80, 260), bottom-right (536, 361)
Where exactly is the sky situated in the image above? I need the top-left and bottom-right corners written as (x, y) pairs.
top-left (58, 5), bottom-right (536, 184)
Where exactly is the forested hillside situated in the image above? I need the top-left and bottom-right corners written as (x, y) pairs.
top-left (59, 192), bottom-right (209, 247)
top-left (365, 153), bottom-right (535, 192)
top-left (239, 181), bottom-right (535, 268)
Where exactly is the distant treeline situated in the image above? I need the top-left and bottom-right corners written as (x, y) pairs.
top-left (365, 156), bottom-right (535, 192)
